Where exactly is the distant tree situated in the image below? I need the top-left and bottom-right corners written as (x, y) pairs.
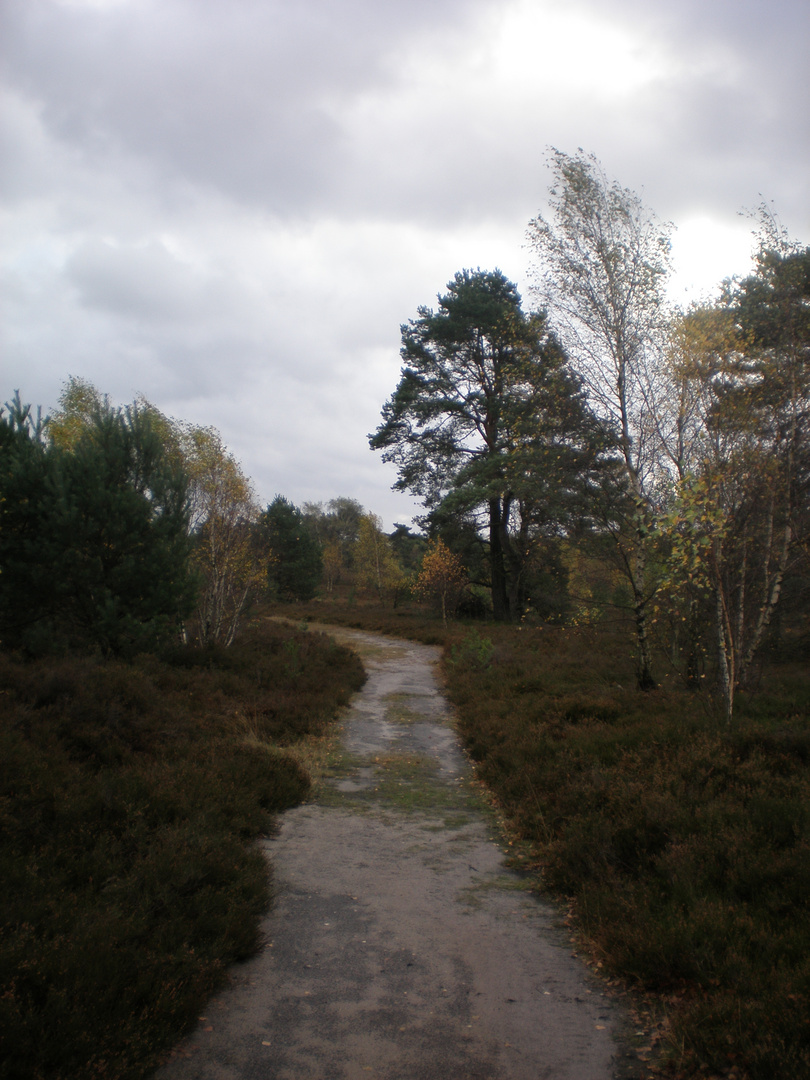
top-left (321, 540), bottom-right (343, 593)
top-left (176, 423), bottom-right (262, 646)
top-left (389, 523), bottom-right (427, 574)
top-left (526, 149), bottom-right (674, 687)
top-left (355, 513), bottom-right (406, 602)
top-left (371, 268), bottom-right (605, 621)
top-left (260, 496), bottom-right (323, 602)
top-left (302, 496), bottom-right (365, 585)
top-left (413, 539), bottom-right (468, 625)
top-left (324, 496), bottom-right (364, 573)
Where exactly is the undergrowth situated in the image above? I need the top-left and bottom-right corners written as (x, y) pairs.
top-left (0, 616), bottom-right (364, 1080)
top-left (443, 621), bottom-right (810, 1080)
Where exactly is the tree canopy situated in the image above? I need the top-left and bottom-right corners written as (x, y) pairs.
top-left (260, 496), bottom-right (323, 602)
top-left (370, 268), bottom-right (607, 620)
top-left (0, 392), bottom-right (197, 655)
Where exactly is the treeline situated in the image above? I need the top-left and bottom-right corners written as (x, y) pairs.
top-left (371, 149), bottom-right (810, 721)
top-left (0, 380), bottom-right (474, 659)
top-left (3, 150), bottom-right (807, 722)
top-left (0, 381), bottom-right (406, 657)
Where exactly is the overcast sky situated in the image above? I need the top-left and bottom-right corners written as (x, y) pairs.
top-left (2, 0), bottom-right (808, 528)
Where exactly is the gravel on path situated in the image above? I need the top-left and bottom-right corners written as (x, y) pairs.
top-left (154, 627), bottom-right (633, 1080)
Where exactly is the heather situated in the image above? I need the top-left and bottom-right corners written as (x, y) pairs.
top-left (0, 617), bottom-right (364, 1080)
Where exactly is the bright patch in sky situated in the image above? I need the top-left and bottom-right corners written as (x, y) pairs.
top-left (669, 217), bottom-right (756, 302)
top-left (488, 1), bottom-right (668, 98)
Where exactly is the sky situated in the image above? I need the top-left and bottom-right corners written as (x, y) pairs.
top-left (2, 0), bottom-right (808, 529)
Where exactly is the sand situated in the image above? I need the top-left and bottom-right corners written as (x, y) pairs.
top-left (154, 627), bottom-right (633, 1080)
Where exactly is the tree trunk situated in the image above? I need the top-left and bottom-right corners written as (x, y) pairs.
top-left (631, 519), bottom-right (656, 690)
top-left (621, 453), bottom-right (656, 690)
top-left (739, 521), bottom-right (791, 680)
top-left (502, 497), bottom-right (528, 622)
top-left (715, 583), bottom-right (735, 724)
top-left (633, 585), bottom-right (656, 690)
top-left (685, 593), bottom-right (702, 686)
top-left (488, 497), bottom-right (511, 621)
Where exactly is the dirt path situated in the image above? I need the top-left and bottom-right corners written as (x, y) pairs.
top-left (155, 627), bottom-right (633, 1080)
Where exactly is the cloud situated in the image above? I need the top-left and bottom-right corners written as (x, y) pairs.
top-left (3, 0), bottom-right (495, 216)
top-left (2, 0), bottom-right (808, 529)
top-left (66, 237), bottom-right (211, 320)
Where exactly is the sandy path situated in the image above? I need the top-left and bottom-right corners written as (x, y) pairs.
top-left (155, 627), bottom-right (629, 1080)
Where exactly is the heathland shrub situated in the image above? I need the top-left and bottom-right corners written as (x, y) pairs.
top-left (441, 621), bottom-right (810, 1079)
top-left (448, 630), bottom-right (495, 670)
top-left (0, 616), bottom-right (364, 1080)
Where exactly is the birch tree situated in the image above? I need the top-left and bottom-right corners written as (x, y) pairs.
top-left (527, 148), bottom-right (674, 687)
top-left (178, 424), bottom-right (261, 646)
top-left (660, 232), bottom-right (809, 720)
top-left (355, 513), bottom-right (405, 601)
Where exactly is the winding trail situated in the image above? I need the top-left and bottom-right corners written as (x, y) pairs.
top-left (155, 627), bottom-right (631, 1080)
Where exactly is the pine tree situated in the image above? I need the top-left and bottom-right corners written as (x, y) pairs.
top-left (0, 394), bottom-right (197, 655)
top-left (259, 496), bottom-right (323, 602)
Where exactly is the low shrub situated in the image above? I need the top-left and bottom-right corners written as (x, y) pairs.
top-left (441, 621), bottom-right (810, 1079)
top-left (0, 616), bottom-right (364, 1080)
